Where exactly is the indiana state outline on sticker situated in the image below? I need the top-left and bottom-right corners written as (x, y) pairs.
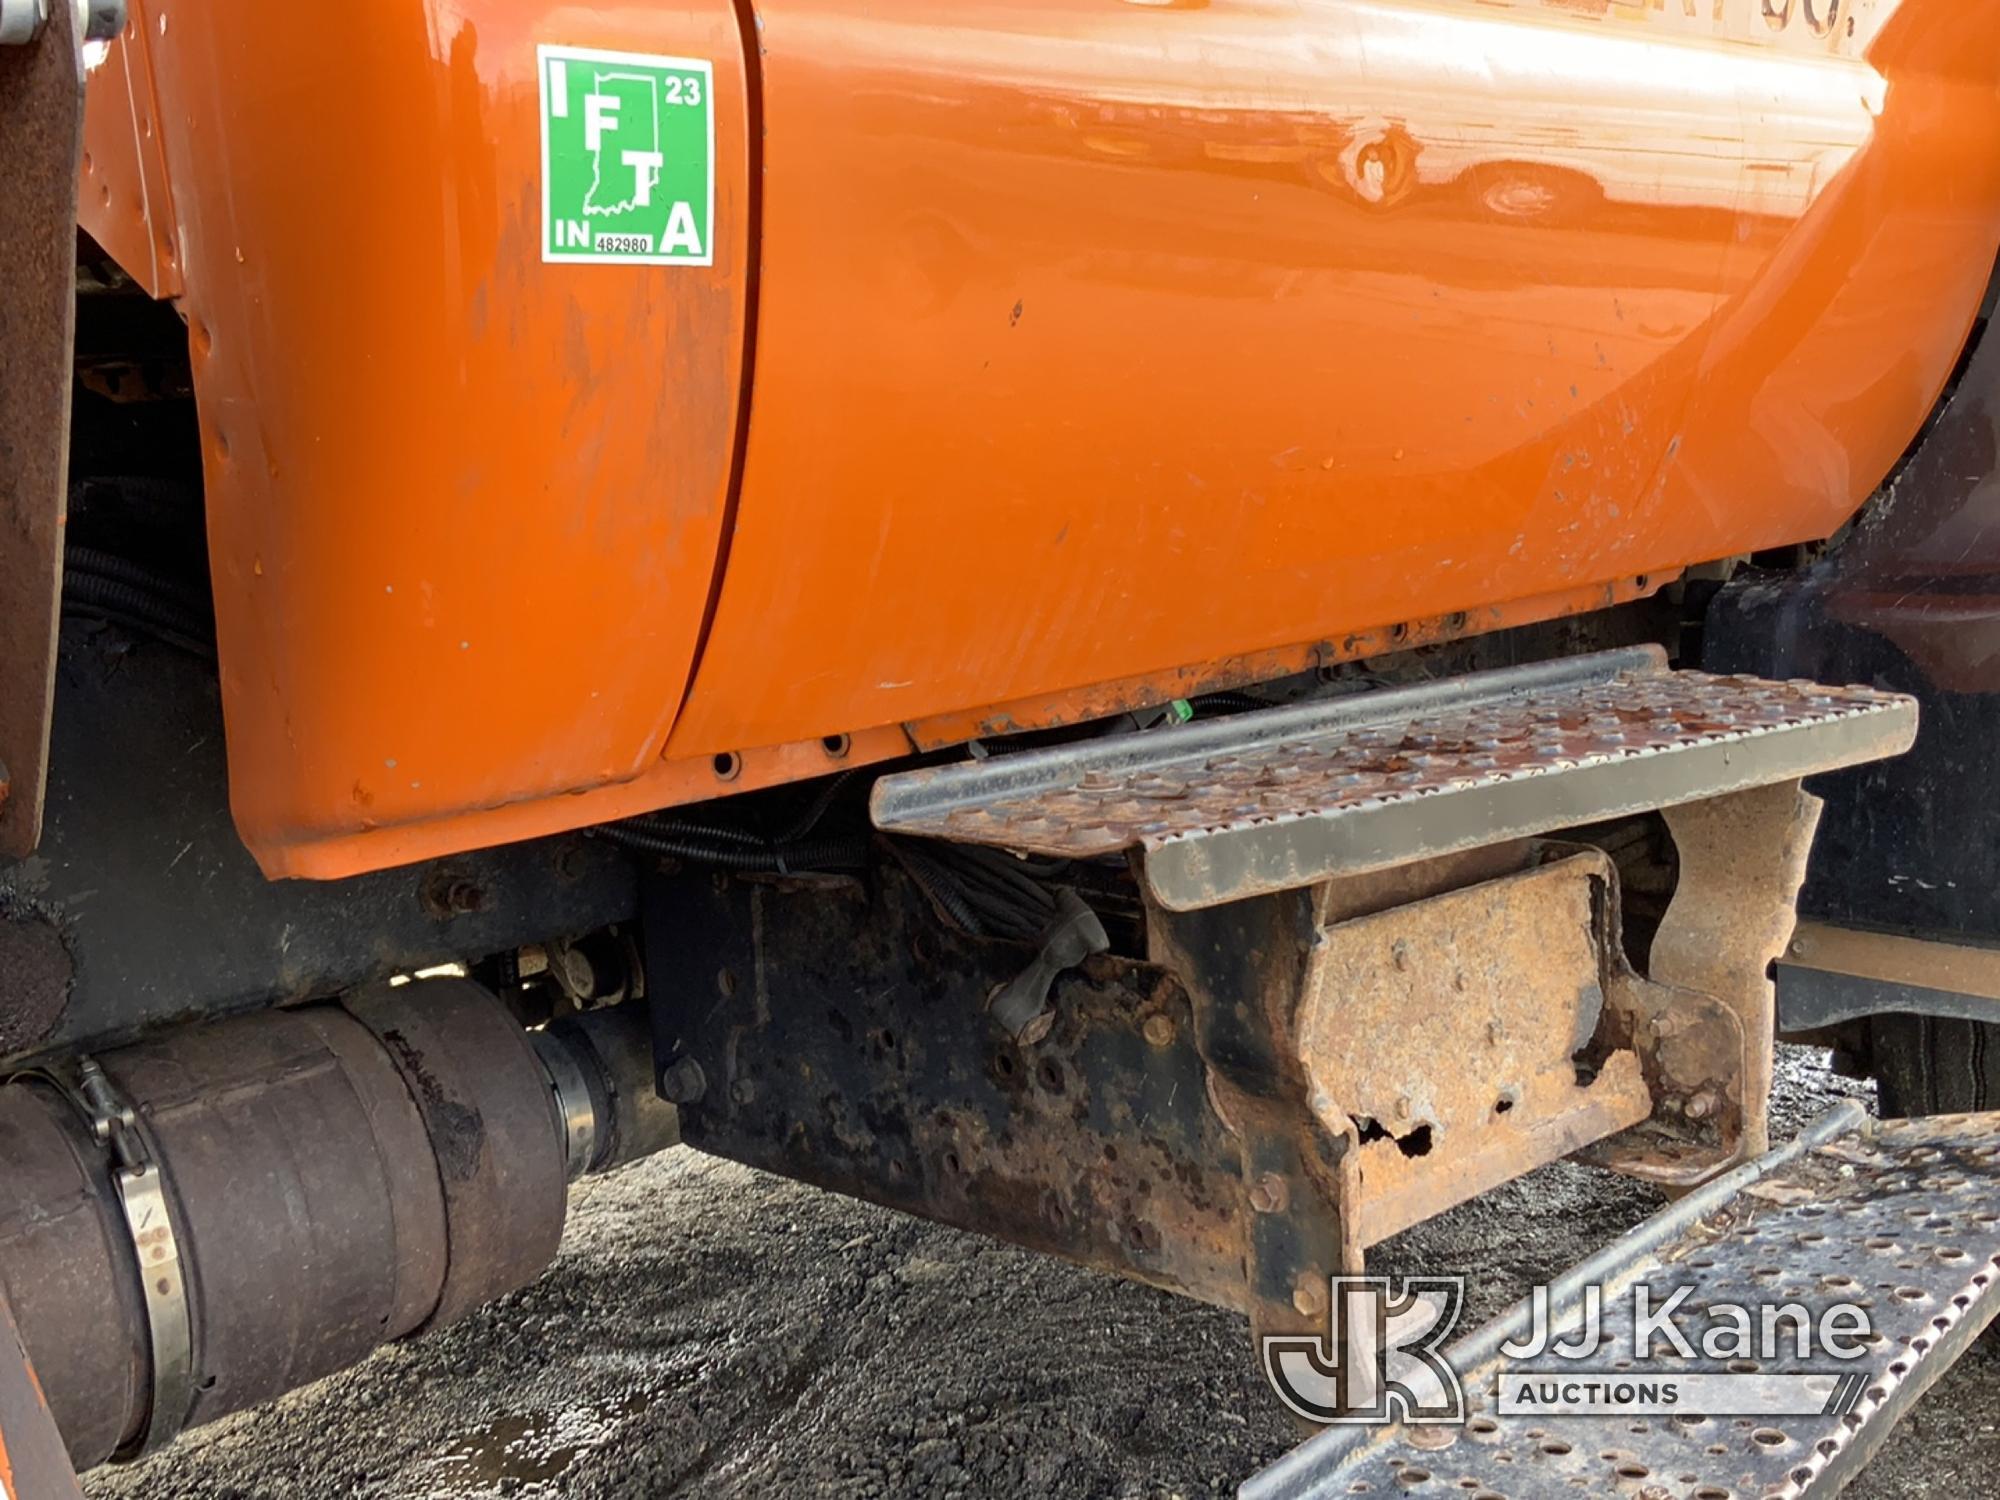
top-left (539, 44), bottom-right (715, 265)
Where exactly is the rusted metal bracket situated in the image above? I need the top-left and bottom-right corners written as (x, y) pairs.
top-left (1137, 839), bottom-right (1740, 1359)
top-left (1145, 883), bottom-right (1362, 1354)
top-left (0, 0), bottom-right (84, 857)
top-left (1638, 782), bottom-right (1818, 1166)
top-left (649, 653), bottom-right (1918, 1414)
top-left (644, 841), bottom-right (1752, 1376)
top-left (0, 1283), bottom-right (85, 1500)
top-left (1294, 848), bottom-right (1659, 1247)
top-left (872, 655), bottom-right (1912, 1189)
top-left (649, 869), bottom-right (1262, 1309)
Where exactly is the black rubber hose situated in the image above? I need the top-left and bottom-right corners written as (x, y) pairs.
top-left (1008, 855), bottom-right (1073, 878)
top-left (967, 904), bottom-right (1041, 944)
top-left (967, 847), bottom-right (1058, 909)
top-left (882, 838), bottom-right (1063, 941)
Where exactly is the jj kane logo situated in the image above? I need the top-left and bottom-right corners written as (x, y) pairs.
top-left (1263, 1277), bottom-right (1468, 1425)
top-left (1264, 1277), bottom-right (1878, 1425)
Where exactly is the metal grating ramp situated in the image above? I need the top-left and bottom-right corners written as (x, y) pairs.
top-left (1245, 1104), bottom-right (2000, 1500)
top-left (871, 646), bottom-right (1918, 909)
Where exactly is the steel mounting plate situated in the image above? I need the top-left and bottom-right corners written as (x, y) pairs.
top-left (871, 647), bottom-right (1918, 910)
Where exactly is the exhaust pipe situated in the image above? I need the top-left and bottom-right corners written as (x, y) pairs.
top-left (0, 978), bottom-right (674, 1470)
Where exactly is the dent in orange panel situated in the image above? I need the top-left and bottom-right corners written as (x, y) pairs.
top-left (78, 0), bottom-right (181, 297)
top-left (668, 0), bottom-right (2000, 759)
top-left (135, 0), bottom-right (752, 874)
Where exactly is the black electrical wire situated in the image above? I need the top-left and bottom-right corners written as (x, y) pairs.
top-left (887, 837), bottom-right (1066, 943)
top-left (1191, 690), bottom-right (1272, 715)
top-left (961, 843), bottom-right (1057, 904)
top-left (775, 769), bottom-right (856, 843)
top-left (945, 851), bottom-right (1054, 931)
top-left (66, 546), bottom-right (212, 616)
top-left (596, 768), bottom-right (873, 874)
top-left (614, 768), bottom-right (859, 853)
top-left (593, 822), bottom-right (869, 872)
top-left (892, 840), bottom-right (990, 937)
top-left (622, 813), bottom-right (768, 847)
top-left (937, 860), bottom-right (1033, 918)
top-left (62, 570), bottom-right (216, 659)
top-left (1008, 854), bottom-right (1071, 878)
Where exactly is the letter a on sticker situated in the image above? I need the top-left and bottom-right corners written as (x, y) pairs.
top-left (539, 44), bottom-right (715, 265)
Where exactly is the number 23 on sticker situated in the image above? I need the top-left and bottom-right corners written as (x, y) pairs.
top-left (538, 44), bottom-right (716, 266)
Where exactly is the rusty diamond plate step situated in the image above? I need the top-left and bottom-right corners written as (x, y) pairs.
top-left (1245, 1103), bottom-right (2000, 1500)
top-left (871, 646), bottom-right (1918, 910)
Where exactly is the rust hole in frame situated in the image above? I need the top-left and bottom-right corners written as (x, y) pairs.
top-left (1355, 1115), bottom-right (1435, 1159)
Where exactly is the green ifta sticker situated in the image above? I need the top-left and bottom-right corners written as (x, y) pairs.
top-left (538, 44), bottom-right (714, 265)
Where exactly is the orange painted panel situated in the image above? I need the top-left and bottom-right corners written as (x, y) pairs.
top-left (671, 0), bottom-right (2000, 757)
top-left (100, 0), bottom-right (753, 874)
top-left (78, 0), bottom-right (2000, 879)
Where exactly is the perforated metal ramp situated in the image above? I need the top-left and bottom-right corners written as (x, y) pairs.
top-left (1244, 1104), bottom-right (2000, 1500)
top-left (870, 647), bottom-right (1918, 910)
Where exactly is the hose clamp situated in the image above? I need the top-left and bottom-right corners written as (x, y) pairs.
top-left (530, 1030), bottom-right (601, 1182)
top-left (73, 1058), bottom-right (194, 1459)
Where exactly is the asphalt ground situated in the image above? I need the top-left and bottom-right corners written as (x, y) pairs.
top-left (84, 1047), bottom-right (1999, 1499)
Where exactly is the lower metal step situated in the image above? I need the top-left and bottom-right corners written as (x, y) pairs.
top-left (870, 645), bottom-right (1917, 910)
top-left (1245, 1102), bottom-right (2000, 1499)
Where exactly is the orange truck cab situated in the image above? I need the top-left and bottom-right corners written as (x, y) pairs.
top-left (66, 0), bottom-right (2000, 877)
top-left (1, 0), bottom-right (1999, 1491)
